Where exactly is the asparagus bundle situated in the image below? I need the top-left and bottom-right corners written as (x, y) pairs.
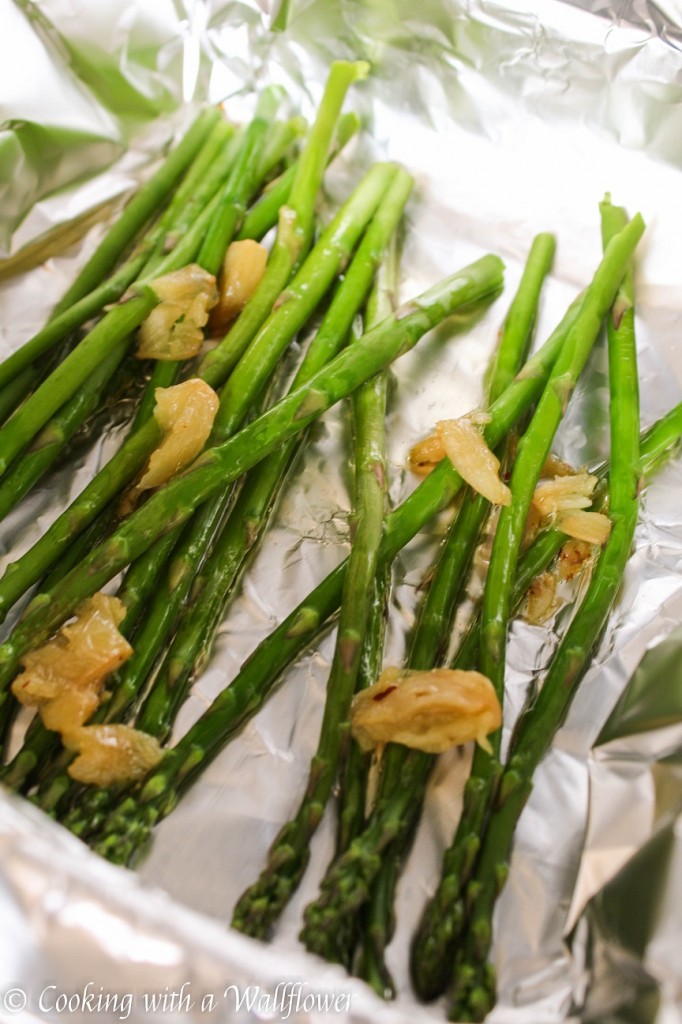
top-left (231, 233), bottom-right (398, 940)
top-left (448, 198), bottom-right (642, 1021)
top-left (0, 53), bottom-right (679, 1024)
top-left (29, 170), bottom-right (413, 814)
top-left (347, 231), bottom-right (557, 993)
top-left (0, 63), bottom-right (370, 788)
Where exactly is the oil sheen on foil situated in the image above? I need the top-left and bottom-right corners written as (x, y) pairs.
top-left (1, 1), bottom-right (682, 1022)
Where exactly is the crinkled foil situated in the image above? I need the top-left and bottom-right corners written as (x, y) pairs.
top-left (1, 1), bottom-right (682, 1022)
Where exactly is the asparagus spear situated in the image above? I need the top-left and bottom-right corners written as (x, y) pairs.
top-left (0, 338), bottom-right (130, 523)
top-left (238, 113), bottom-right (361, 245)
top-left (449, 196), bottom-right (641, 1023)
top-left (0, 110), bottom-right (221, 394)
top-left (231, 230), bottom-right (398, 939)
top-left (479, 213), bottom-right (643, 728)
top-left (51, 109), bottom-right (221, 315)
top-left (334, 243), bottom-right (401, 860)
top-left (199, 61), bottom-right (369, 389)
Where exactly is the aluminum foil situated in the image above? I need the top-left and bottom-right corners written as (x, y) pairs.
top-left (1, 1), bottom-right (682, 1022)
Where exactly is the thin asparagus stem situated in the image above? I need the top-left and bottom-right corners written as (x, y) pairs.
top-left (199, 61), bottom-right (368, 388)
top-left (486, 233), bottom-right (556, 397)
top-left (0, 365), bottom-right (42, 425)
top-left (51, 109), bottom-right (220, 316)
top-left (237, 112), bottom-right (361, 244)
top-left (335, 244), bottom-right (401, 860)
top-left (0, 338), bottom-right (130, 523)
top-left (232, 231), bottom-right (397, 939)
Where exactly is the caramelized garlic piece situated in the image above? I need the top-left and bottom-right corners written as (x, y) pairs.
top-left (137, 378), bottom-right (219, 492)
top-left (408, 431), bottom-right (446, 476)
top-left (556, 509), bottom-right (612, 545)
top-left (137, 264), bottom-right (218, 360)
top-left (557, 538), bottom-right (595, 580)
top-left (65, 724), bottom-right (163, 786)
top-left (532, 472), bottom-right (597, 517)
top-left (351, 666), bottom-right (502, 755)
top-left (523, 571), bottom-right (560, 625)
top-left (210, 240), bottom-right (268, 332)
top-left (437, 418), bottom-right (511, 506)
top-left (12, 595), bottom-right (131, 724)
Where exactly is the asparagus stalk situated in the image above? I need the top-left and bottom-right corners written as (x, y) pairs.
top-left (0, 365), bottom-right (44, 425)
top-left (231, 233), bottom-right (397, 940)
top-left (0, 338), bottom-right (130, 523)
top-left (0, 110), bottom-right (221, 394)
top-left (51, 109), bottom-right (221, 316)
top-left (300, 233), bottom-right (555, 971)
top-left (237, 113), bottom-right (361, 245)
top-left (449, 196), bottom-right (641, 1023)
top-left (199, 61), bottom-right (369, 389)
top-left (335, 244), bottom-right (401, 860)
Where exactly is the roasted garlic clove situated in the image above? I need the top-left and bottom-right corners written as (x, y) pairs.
top-left (65, 724), bottom-right (163, 786)
top-left (137, 264), bottom-right (218, 360)
top-left (351, 666), bottom-right (502, 754)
